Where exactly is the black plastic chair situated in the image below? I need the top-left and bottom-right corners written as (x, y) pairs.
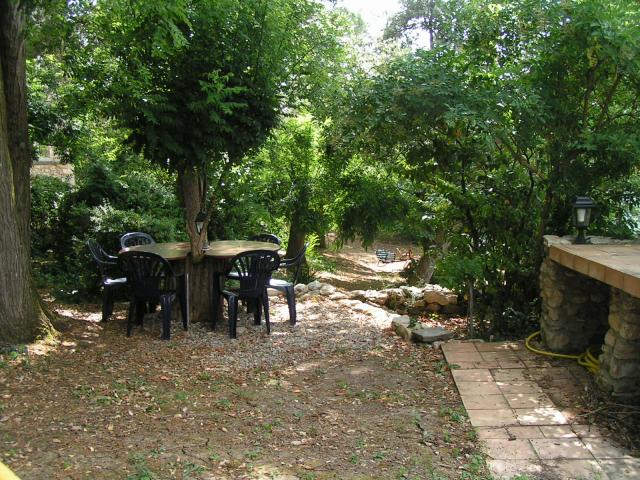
top-left (267, 243), bottom-right (307, 325)
top-left (87, 239), bottom-right (127, 322)
top-left (248, 233), bottom-right (282, 245)
top-left (118, 251), bottom-right (189, 340)
top-left (120, 232), bottom-right (156, 249)
top-left (221, 250), bottom-right (280, 338)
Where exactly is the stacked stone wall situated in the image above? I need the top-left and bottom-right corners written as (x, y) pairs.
top-left (31, 162), bottom-right (74, 184)
top-left (539, 258), bottom-right (609, 353)
top-left (598, 289), bottom-right (640, 401)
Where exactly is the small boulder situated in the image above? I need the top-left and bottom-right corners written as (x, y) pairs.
top-left (412, 327), bottom-right (454, 343)
top-left (294, 284), bottom-right (309, 295)
top-left (401, 286), bottom-right (423, 299)
top-left (349, 290), bottom-right (367, 301)
top-left (426, 303), bottom-right (442, 312)
top-left (328, 292), bottom-right (348, 301)
top-left (423, 285), bottom-right (453, 305)
top-left (391, 315), bottom-right (412, 341)
top-left (319, 284), bottom-right (336, 296)
top-left (307, 280), bottom-right (323, 291)
top-left (365, 290), bottom-right (388, 305)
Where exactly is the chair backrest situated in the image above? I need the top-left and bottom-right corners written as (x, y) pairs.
top-left (118, 251), bottom-right (174, 300)
top-left (248, 233), bottom-right (282, 245)
top-left (227, 250), bottom-right (280, 298)
top-left (280, 242), bottom-right (308, 284)
top-left (87, 239), bottom-right (118, 276)
top-left (120, 232), bottom-right (156, 249)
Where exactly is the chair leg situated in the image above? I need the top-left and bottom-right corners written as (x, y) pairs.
top-left (102, 287), bottom-right (113, 322)
top-left (228, 296), bottom-right (238, 339)
top-left (179, 273), bottom-right (189, 330)
top-left (126, 301), bottom-right (136, 337)
top-left (135, 300), bottom-right (145, 325)
top-left (285, 285), bottom-right (296, 325)
top-left (160, 294), bottom-right (172, 340)
top-left (262, 293), bottom-right (271, 335)
top-left (253, 298), bottom-right (262, 325)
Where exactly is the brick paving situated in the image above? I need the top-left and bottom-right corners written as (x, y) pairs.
top-left (442, 341), bottom-right (640, 479)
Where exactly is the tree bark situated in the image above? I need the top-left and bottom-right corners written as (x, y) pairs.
top-left (0, 1), bottom-right (30, 245)
top-left (177, 168), bottom-right (215, 323)
top-left (285, 212), bottom-right (306, 259)
top-left (0, 1), bottom-right (52, 344)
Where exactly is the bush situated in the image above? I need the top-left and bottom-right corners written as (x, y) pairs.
top-left (30, 161), bottom-right (184, 301)
top-left (31, 175), bottom-right (72, 257)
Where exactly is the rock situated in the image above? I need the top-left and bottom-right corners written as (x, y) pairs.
top-left (349, 290), bottom-right (367, 301)
top-left (365, 290), bottom-right (388, 306)
top-left (294, 284), bottom-right (309, 295)
top-left (423, 285), bottom-right (454, 305)
top-left (307, 280), bottom-right (323, 291)
top-left (391, 315), bottom-right (412, 341)
top-left (411, 327), bottom-right (454, 343)
top-left (319, 284), bottom-right (336, 296)
top-left (412, 299), bottom-right (426, 309)
top-left (426, 303), bottom-right (441, 312)
top-left (328, 292), bottom-right (348, 301)
top-left (267, 288), bottom-right (282, 297)
top-left (401, 286), bottom-right (423, 299)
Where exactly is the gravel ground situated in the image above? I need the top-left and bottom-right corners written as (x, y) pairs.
top-left (0, 292), bottom-right (490, 480)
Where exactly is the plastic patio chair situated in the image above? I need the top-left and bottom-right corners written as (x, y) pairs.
top-left (267, 242), bottom-right (308, 325)
top-left (248, 233), bottom-right (282, 245)
top-left (118, 251), bottom-right (189, 340)
top-left (87, 239), bottom-right (127, 322)
top-left (120, 232), bottom-right (156, 249)
top-left (221, 250), bottom-right (280, 338)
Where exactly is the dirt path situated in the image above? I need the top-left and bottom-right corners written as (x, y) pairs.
top-left (0, 244), bottom-right (491, 480)
top-left (316, 241), bottom-right (414, 291)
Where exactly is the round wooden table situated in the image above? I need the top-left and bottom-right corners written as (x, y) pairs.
top-left (120, 240), bottom-right (281, 324)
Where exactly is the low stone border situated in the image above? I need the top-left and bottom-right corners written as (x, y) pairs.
top-left (290, 281), bottom-right (456, 344)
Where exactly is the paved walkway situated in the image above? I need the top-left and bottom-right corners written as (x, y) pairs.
top-left (442, 341), bottom-right (640, 479)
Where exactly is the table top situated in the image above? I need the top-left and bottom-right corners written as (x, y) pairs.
top-left (120, 240), bottom-right (281, 261)
top-left (549, 243), bottom-right (640, 298)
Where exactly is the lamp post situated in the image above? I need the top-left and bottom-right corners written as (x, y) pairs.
top-left (572, 196), bottom-right (596, 245)
top-left (194, 210), bottom-right (209, 250)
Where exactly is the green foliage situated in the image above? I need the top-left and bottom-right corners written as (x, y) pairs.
top-left (326, 0), bottom-right (640, 337)
top-left (30, 161), bottom-right (183, 301)
top-left (30, 176), bottom-right (71, 257)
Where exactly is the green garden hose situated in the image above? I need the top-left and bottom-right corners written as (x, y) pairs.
top-left (525, 330), bottom-right (600, 374)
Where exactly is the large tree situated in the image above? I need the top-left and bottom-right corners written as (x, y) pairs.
top-left (76, 0), bottom-right (353, 254)
top-left (0, 0), bottom-right (52, 343)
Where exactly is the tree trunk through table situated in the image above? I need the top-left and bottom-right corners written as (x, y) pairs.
top-left (181, 256), bottom-right (226, 326)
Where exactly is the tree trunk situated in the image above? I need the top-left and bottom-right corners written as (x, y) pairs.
top-left (0, 1), bottom-right (30, 245)
top-left (416, 240), bottom-right (450, 285)
top-left (285, 212), bottom-right (306, 259)
top-left (0, 1), bottom-right (52, 344)
top-left (177, 168), bottom-right (214, 323)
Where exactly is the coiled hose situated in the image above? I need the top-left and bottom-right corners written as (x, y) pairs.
top-left (525, 330), bottom-right (600, 374)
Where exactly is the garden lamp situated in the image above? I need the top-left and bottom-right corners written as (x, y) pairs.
top-left (194, 210), bottom-right (209, 250)
top-left (572, 196), bottom-right (596, 244)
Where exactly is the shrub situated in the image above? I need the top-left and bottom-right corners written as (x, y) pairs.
top-left (30, 161), bottom-right (184, 301)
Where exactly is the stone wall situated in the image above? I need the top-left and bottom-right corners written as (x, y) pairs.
top-left (539, 257), bottom-right (609, 353)
top-left (31, 161), bottom-right (75, 184)
top-left (598, 289), bottom-right (640, 401)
